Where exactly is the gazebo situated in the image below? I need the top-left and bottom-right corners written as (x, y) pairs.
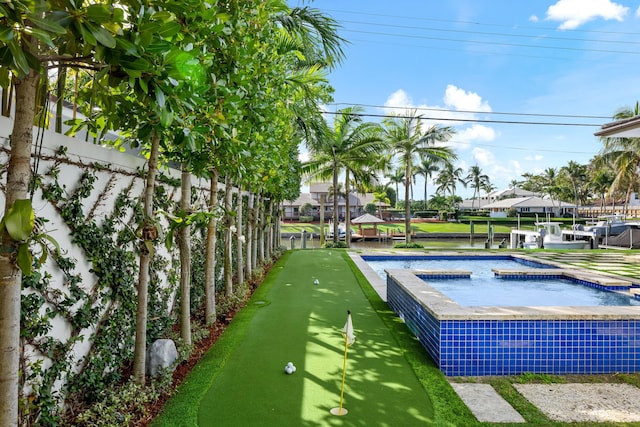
top-left (351, 213), bottom-right (385, 239)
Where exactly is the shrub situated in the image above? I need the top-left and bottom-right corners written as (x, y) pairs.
top-left (299, 215), bottom-right (313, 222)
top-left (324, 241), bottom-right (347, 248)
top-left (393, 242), bottom-right (424, 249)
top-left (300, 202), bottom-right (313, 216)
top-left (364, 203), bottom-right (377, 215)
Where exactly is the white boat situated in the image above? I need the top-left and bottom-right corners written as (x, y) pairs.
top-left (536, 222), bottom-right (589, 249)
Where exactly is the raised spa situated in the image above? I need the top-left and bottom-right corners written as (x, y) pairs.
top-left (359, 254), bottom-right (640, 376)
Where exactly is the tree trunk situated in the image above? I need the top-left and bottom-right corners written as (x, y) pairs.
top-left (265, 198), bottom-right (272, 260)
top-left (55, 66), bottom-right (66, 133)
top-left (344, 170), bottom-right (351, 248)
top-left (133, 130), bottom-right (160, 385)
top-left (404, 158), bottom-right (412, 244)
top-left (319, 193), bottom-right (325, 246)
top-left (258, 196), bottom-right (265, 264)
top-left (0, 69), bottom-right (39, 427)
top-left (251, 192), bottom-right (258, 271)
top-left (332, 162), bottom-right (339, 243)
top-left (178, 164), bottom-right (191, 346)
top-left (223, 176), bottom-right (233, 297)
top-left (1, 83), bottom-right (13, 117)
top-left (204, 169), bottom-right (219, 324)
top-left (235, 185), bottom-right (244, 286)
top-left (245, 191), bottom-right (253, 279)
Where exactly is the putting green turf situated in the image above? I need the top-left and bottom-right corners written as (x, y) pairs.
top-left (191, 250), bottom-right (435, 426)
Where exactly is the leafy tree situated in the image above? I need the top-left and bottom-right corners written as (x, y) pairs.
top-left (435, 163), bottom-right (467, 211)
top-left (0, 2), bottom-right (123, 422)
top-left (385, 167), bottom-right (404, 207)
top-left (364, 202), bottom-right (377, 215)
top-left (382, 112), bottom-right (456, 243)
top-left (597, 102), bottom-right (640, 214)
top-left (465, 165), bottom-right (490, 210)
top-left (414, 158), bottom-right (441, 210)
top-left (305, 106), bottom-right (383, 243)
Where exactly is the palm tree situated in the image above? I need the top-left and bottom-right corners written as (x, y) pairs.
top-left (597, 102), bottom-right (640, 214)
top-left (304, 106), bottom-right (383, 243)
top-left (589, 156), bottom-right (615, 215)
top-left (373, 188), bottom-right (391, 220)
top-left (541, 167), bottom-right (560, 210)
top-left (414, 158), bottom-right (441, 211)
top-left (465, 165), bottom-right (490, 210)
top-left (435, 163), bottom-right (467, 210)
top-left (560, 161), bottom-right (588, 208)
top-left (382, 112), bottom-right (456, 243)
top-left (385, 167), bottom-right (405, 208)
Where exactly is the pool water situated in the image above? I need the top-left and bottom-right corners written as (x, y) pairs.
top-left (365, 256), bottom-right (639, 307)
top-left (419, 277), bottom-right (640, 307)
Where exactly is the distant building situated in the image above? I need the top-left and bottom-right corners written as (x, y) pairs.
top-left (282, 182), bottom-right (390, 221)
top-left (459, 188), bottom-right (537, 211)
top-left (482, 196), bottom-right (577, 218)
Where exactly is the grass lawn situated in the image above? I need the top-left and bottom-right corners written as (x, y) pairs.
top-left (152, 250), bottom-right (475, 426)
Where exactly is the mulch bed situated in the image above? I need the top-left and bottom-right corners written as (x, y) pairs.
top-left (138, 312), bottom-right (237, 426)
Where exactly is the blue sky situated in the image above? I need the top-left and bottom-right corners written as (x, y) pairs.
top-left (295, 0), bottom-right (640, 199)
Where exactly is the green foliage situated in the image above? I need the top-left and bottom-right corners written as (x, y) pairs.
top-left (298, 215), bottom-right (313, 222)
top-left (393, 242), bottom-right (424, 249)
top-left (299, 202), bottom-right (313, 216)
top-left (516, 372), bottom-right (565, 384)
top-left (74, 375), bottom-right (174, 427)
top-left (364, 202), bottom-right (376, 215)
top-left (323, 241), bottom-right (347, 248)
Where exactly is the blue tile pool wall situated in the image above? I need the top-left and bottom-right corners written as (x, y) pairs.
top-left (387, 274), bottom-right (640, 376)
top-left (387, 275), bottom-right (441, 363)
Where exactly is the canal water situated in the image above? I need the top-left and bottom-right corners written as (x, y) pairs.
top-left (284, 236), bottom-right (493, 250)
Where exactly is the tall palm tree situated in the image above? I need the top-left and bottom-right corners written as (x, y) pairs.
top-left (589, 156), bottom-right (615, 215)
top-left (435, 163), bottom-right (467, 209)
top-left (541, 167), bottom-right (560, 209)
top-left (304, 106), bottom-right (383, 243)
top-left (385, 167), bottom-right (405, 208)
top-left (597, 102), bottom-right (640, 214)
top-left (382, 112), bottom-right (456, 243)
top-left (414, 158), bottom-right (441, 211)
top-left (560, 161), bottom-right (588, 208)
top-left (465, 165), bottom-right (490, 210)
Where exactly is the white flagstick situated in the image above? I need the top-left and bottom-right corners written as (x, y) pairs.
top-left (331, 310), bottom-right (355, 416)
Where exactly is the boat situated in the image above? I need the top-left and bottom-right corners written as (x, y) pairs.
top-left (583, 214), bottom-right (631, 237)
top-left (326, 223), bottom-right (363, 241)
top-left (536, 222), bottom-right (590, 249)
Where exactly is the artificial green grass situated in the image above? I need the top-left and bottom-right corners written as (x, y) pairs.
top-left (153, 250), bottom-right (439, 426)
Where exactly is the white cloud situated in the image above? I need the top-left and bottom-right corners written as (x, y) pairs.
top-left (636, 6), bottom-right (640, 17)
top-left (458, 125), bottom-right (496, 143)
top-left (443, 85), bottom-right (492, 112)
top-left (472, 147), bottom-right (494, 166)
top-left (384, 89), bottom-right (414, 113)
top-left (545, 0), bottom-right (628, 30)
top-left (524, 154), bottom-right (544, 161)
top-left (529, 15), bottom-right (539, 23)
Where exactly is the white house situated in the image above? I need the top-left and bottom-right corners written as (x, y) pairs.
top-left (459, 188), bottom-right (537, 210)
top-left (482, 196), bottom-right (577, 218)
top-left (282, 182), bottom-right (390, 221)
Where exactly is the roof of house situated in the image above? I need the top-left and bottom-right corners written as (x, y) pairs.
top-left (351, 213), bottom-right (385, 224)
top-left (595, 115), bottom-right (640, 138)
top-left (482, 196), bottom-right (576, 209)
top-left (284, 193), bottom-right (319, 207)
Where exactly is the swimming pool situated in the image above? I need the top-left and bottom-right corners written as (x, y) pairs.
top-left (355, 253), bottom-right (640, 376)
top-left (364, 256), bottom-right (640, 307)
